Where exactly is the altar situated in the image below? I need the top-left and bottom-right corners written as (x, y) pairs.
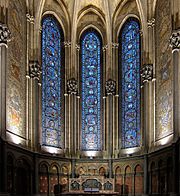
top-left (69, 175), bottom-right (116, 194)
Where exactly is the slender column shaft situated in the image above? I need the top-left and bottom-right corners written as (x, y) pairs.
top-left (105, 79), bottom-right (116, 159)
top-left (169, 30), bottom-right (180, 195)
top-left (0, 22), bottom-right (11, 142)
top-left (76, 96), bottom-right (80, 152)
top-left (172, 50), bottom-right (180, 141)
top-left (64, 41), bottom-right (71, 81)
top-left (0, 44), bottom-right (7, 139)
top-left (103, 96), bottom-right (107, 152)
top-left (103, 46), bottom-right (107, 153)
top-left (107, 95), bottom-right (113, 158)
top-left (67, 78), bottom-right (78, 157)
top-left (64, 94), bottom-right (69, 155)
top-left (29, 61), bottom-right (41, 151)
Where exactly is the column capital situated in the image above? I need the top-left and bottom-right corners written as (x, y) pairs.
top-left (139, 29), bottom-right (143, 37)
top-left (105, 79), bottom-right (116, 95)
top-left (29, 61), bottom-right (41, 80)
top-left (75, 44), bottom-right (80, 51)
top-left (67, 78), bottom-right (78, 95)
top-left (141, 64), bottom-right (153, 83)
top-left (112, 42), bottom-right (119, 49)
top-left (64, 41), bottom-right (71, 47)
top-left (147, 18), bottom-right (155, 28)
top-left (169, 29), bottom-right (180, 52)
top-left (26, 13), bottom-right (34, 24)
top-left (0, 22), bottom-right (11, 46)
top-left (102, 45), bottom-right (108, 51)
top-left (39, 26), bottom-right (42, 34)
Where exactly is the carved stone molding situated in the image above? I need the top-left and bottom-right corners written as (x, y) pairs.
top-left (141, 64), bottom-right (153, 83)
top-left (147, 18), bottom-right (155, 28)
top-left (139, 29), bottom-right (143, 37)
top-left (169, 29), bottom-right (180, 52)
top-left (64, 41), bottom-right (71, 47)
top-left (26, 13), bottom-right (34, 24)
top-left (67, 78), bottom-right (78, 95)
top-left (112, 43), bottom-right (119, 49)
top-left (105, 79), bottom-right (116, 95)
top-left (29, 61), bottom-right (41, 80)
top-left (75, 44), bottom-right (80, 51)
top-left (0, 22), bottom-right (11, 45)
top-left (102, 45), bottom-right (108, 52)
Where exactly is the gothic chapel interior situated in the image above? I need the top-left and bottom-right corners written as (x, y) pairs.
top-left (0, 0), bottom-right (180, 195)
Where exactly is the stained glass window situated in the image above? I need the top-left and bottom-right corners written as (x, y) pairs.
top-left (119, 18), bottom-right (141, 149)
top-left (41, 16), bottom-right (64, 148)
top-left (81, 29), bottom-right (102, 151)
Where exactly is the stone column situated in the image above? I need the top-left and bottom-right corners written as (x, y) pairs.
top-left (147, 18), bottom-right (155, 63)
top-left (26, 13), bottom-right (34, 147)
top-left (169, 30), bottom-right (180, 141)
top-left (147, 18), bottom-right (156, 149)
top-left (75, 44), bottom-right (80, 154)
top-left (105, 79), bottom-right (116, 160)
top-left (64, 41), bottom-right (71, 157)
top-left (112, 43), bottom-right (119, 79)
top-left (102, 45), bottom-right (108, 155)
top-left (141, 63), bottom-right (153, 151)
top-left (169, 29), bottom-right (180, 195)
top-left (29, 61), bottom-right (41, 151)
top-left (64, 41), bottom-right (71, 80)
top-left (0, 22), bottom-right (11, 140)
top-left (67, 78), bottom-right (78, 157)
top-left (141, 64), bottom-right (153, 195)
top-left (112, 43), bottom-right (119, 158)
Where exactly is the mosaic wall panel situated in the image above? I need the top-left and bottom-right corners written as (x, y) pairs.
top-left (155, 0), bottom-right (173, 140)
top-left (7, 0), bottom-right (26, 138)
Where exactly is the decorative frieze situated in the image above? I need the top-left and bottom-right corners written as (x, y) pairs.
top-left (64, 41), bottom-right (71, 47)
top-left (141, 64), bottom-right (153, 83)
top-left (147, 18), bottom-right (155, 28)
top-left (29, 61), bottom-right (41, 80)
top-left (67, 78), bottom-right (78, 95)
top-left (105, 79), bottom-right (116, 95)
top-left (0, 22), bottom-right (11, 45)
top-left (169, 30), bottom-right (180, 52)
top-left (26, 13), bottom-right (34, 24)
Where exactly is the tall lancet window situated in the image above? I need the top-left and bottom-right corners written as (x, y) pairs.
top-left (80, 29), bottom-right (103, 151)
top-left (41, 15), bottom-right (64, 148)
top-left (119, 18), bottom-right (141, 149)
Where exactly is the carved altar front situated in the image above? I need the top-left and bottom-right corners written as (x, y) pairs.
top-left (70, 176), bottom-right (114, 193)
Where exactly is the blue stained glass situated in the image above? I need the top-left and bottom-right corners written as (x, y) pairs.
top-left (81, 30), bottom-right (102, 151)
top-left (120, 19), bottom-right (141, 148)
top-left (42, 16), bottom-right (64, 148)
